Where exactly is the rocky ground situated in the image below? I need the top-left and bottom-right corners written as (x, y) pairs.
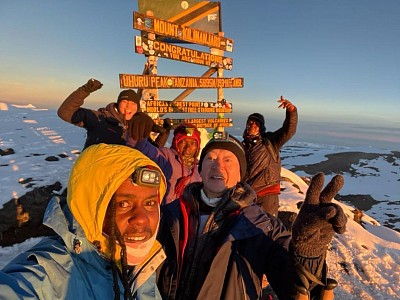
top-left (0, 182), bottom-right (65, 247)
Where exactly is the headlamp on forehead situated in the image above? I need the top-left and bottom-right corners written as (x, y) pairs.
top-left (213, 131), bottom-right (228, 140)
top-left (185, 127), bottom-right (195, 136)
top-left (131, 167), bottom-right (161, 188)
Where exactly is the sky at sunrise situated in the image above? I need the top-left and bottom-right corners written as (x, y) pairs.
top-left (1, 0), bottom-right (399, 137)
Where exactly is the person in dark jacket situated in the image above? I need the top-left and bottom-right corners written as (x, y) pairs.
top-left (242, 96), bottom-right (298, 217)
top-left (58, 78), bottom-right (141, 150)
top-left (156, 133), bottom-right (347, 300)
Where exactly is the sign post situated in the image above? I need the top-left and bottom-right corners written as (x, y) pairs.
top-left (140, 10), bottom-right (160, 121)
top-left (212, 31), bottom-right (225, 132)
top-left (124, 2), bottom-right (244, 129)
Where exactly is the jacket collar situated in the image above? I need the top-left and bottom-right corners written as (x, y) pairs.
top-left (43, 196), bottom-right (111, 273)
top-left (44, 195), bottom-right (166, 293)
top-left (179, 183), bottom-right (274, 241)
top-left (180, 182), bottom-right (256, 223)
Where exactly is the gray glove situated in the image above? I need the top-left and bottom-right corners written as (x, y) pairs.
top-left (291, 173), bottom-right (347, 257)
top-left (82, 78), bottom-right (103, 93)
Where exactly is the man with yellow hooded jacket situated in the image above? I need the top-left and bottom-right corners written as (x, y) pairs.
top-left (0, 144), bottom-right (167, 300)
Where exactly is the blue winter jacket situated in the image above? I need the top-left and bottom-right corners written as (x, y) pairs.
top-left (0, 144), bottom-right (167, 299)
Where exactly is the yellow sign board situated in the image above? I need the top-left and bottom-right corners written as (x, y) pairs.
top-left (135, 36), bottom-right (233, 70)
top-left (142, 100), bottom-right (233, 114)
top-left (154, 117), bottom-right (233, 128)
top-left (133, 11), bottom-right (233, 52)
top-left (120, 74), bottom-right (244, 89)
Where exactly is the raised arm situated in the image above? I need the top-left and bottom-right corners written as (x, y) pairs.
top-left (290, 173), bottom-right (347, 298)
top-left (127, 113), bottom-right (172, 180)
top-left (57, 78), bottom-right (103, 126)
top-left (270, 96), bottom-right (298, 148)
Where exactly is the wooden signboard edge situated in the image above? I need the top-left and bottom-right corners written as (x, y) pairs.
top-left (119, 74), bottom-right (244, 89)
top-left (133, 11), bottom-right (234, 52)
top-left (143, 99), bottom-right (233, 114)
top-left (135, 36), bottom-right (233, 70)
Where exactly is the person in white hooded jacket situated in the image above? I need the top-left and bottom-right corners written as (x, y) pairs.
top-left (0, 143), bottom-right (167, 300)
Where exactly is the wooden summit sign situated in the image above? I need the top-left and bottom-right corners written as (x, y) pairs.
top-left (138, 0), bottom-right (221, 34)
top-left (133, 11), bottom-right (233, 52)
top-left (135, 36), bottom-right (233, 70)
top-left (154, 117), bottom-right (233, 128)
top-left (120, 74), bottom-right (244, 89)
top-left (142, 99), bottom-right (232, 114)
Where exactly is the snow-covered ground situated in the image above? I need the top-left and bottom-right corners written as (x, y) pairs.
top-left (281, 142), bottom-right (400, 231)
top-left (279, 169), bottom-right (400, 299)
top-left (1, 103), bottom-right (399, 299)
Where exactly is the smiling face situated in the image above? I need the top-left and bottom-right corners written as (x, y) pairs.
top-left (103, 179), bottom-right (159, 245)
top-left (177, 138), bottom-right (198, 167)
top-left (117, 100), bottom-right (138, 121)
top-left (200, 149), bottom-right (241, 198)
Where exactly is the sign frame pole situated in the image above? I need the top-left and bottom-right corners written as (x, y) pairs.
top-left (212, 32), bottom-right (225, 132)
top-left (142, 10), bottom-right (160, 121)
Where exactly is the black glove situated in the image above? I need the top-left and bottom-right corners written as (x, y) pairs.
top-left (163, 118), bottom-right (173, 131)
top-left (230, 181), bottom-right (257, 206)
top-left (82, 78), bottom-right (103, 93)
top-left (291, 173), bottom-right (347, 258)
top-left (215, 182), bottom-right (257, 221)
top-left (128, 112), bottom-right (154, 141)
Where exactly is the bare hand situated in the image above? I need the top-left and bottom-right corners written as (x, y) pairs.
top-left (277, 95), bottom-right (295, 112)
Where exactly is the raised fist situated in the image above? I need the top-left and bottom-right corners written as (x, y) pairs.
top-left (83, 78), bottom-right (103, 93)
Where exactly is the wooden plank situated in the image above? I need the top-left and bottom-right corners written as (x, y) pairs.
top-left (168, 2), bottom-right (220, 31)
top-left (120, 74), bottom-right (244, 89)
top-left (138, 1), bottom-right (221, 34)
top-left (171, 68), bottom-right (216, 102)
top-left (154, 117), bottom-right (233, 128)
top-left (135, 36), bottom-right (233, 70)
top-left (133, 11), bottom-right (233, 52)
top-left (142, 99), bottom-right (233, 114)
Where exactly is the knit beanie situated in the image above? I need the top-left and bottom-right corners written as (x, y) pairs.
top-left (117, 89), bottom-right (141, 106)
top-left (247, 113), bottom-right (266, 133)
top-left (172, 124), bottom-right (201, 156)
top-left (199, 133), bottom-right (247, 179)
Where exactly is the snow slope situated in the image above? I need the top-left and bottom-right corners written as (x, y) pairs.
top-left (280, 169), bottom-right (400, 299)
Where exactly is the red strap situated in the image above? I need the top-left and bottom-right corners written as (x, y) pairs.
top-left (256, 183), bottom-right (281, 197)
top-left (178, 197), bottom-right (189, 279)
